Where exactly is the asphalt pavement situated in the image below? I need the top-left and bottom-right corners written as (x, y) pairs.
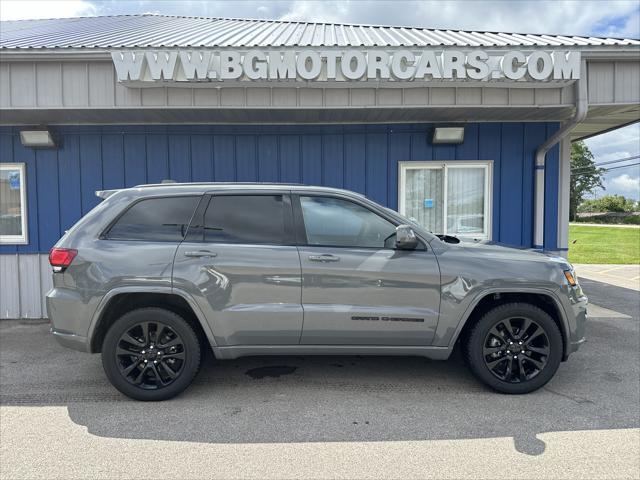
top-left (1, 279), bottom-right (638, 479)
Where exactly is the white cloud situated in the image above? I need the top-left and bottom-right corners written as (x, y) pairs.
top-left (598, 9), bottom-right (640, 38)
top-left (272, 0), bottom-right (640, 37)
top-left (279, 1), bottom-right (349, 23)
top-left (609, 173), bottom-right (640, 195)
top-left (585, 123), bottom-right (640, 159)
top-left (0, 0), bottom-right (97, 20)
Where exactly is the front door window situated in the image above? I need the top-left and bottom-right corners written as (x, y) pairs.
top-left (299, 196), bottom-right (396, 248)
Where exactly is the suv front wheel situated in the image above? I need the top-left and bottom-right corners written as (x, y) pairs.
top-left (102, 307), bottom-right (201, 401)
top-left (465, 302), bottom-right (563, 394)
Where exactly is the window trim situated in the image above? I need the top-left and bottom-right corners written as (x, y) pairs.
top-left (100, 194), bottom-right (202, 242)
top-left (398, 160), bottom-right (493, 241)
top-left (0, 163), bottom-right (28, 245)
top-left (293, 193), bottom-right (425, 251)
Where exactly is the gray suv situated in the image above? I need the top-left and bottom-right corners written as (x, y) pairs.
top-left (47, 183), bottom-right (587, 401)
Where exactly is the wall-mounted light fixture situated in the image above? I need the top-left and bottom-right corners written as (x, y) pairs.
top-left (19, 129), bottom-right (56, 148)
top-left (432, 126), bottom-right (465, 145)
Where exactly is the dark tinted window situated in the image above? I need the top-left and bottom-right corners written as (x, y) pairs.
top-left (204, 195), bottom-right (286, 245)
top-left (300, 196), bottom-right (396, 248)
top-left (106, 196), bottom-right (199, 241)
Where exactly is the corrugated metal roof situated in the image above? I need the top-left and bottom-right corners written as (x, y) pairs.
top-left (1, 14), bottom-right (638, 49)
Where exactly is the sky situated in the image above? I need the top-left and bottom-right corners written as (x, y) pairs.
top-left (0, 0), bottom-right (639, 200)
top-left (583, 123), bottom-right (640, 201)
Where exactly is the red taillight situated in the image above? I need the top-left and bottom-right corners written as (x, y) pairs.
top-left (49, 248), bottom-right (77, 272)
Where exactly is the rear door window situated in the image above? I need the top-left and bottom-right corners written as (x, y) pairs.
top-left (105, 196), bottom-right (200, 241)
top-left (203, 195), bottom-right (288, 245)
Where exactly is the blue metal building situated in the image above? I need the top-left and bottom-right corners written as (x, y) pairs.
top-left (1, 15), bottom-right (639, 318)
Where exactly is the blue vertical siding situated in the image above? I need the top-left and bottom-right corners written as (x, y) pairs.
top-left (101, 132), bottom-right (124, 190)
top-left (258, 135), bottom-right (278, 182)
top-left (213, 135), bottom-right (235, 181)
top-left (366, 132), bottom-right (387, 205)
top-left (500, 123), bottom-right (524, 246)
top-left (322, 134), bottom-right (343, 188)
top-left (386, 132), bottom-right (410, 210)
top-left (0, 123), bottom-right (561, 253)
top-left (57, 135), bottom-right (82, 235)
top-left (478, 123), bottom-right (502, 242)
top-left (344, 133), bottom-right (366, 194)
top-left (146, 131), bottom-right (169, 183)
top-left (124, 131), bottom-right (147, 187)
top-left (35, 148), bottom-right (60, 250)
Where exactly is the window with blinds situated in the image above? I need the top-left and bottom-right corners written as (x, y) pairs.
top-left (399, 161), bottom-right (492, 240)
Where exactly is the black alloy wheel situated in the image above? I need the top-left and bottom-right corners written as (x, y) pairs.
top-left (482, 316), bottom-right (550, 383)
top-left (115, 321), bottom-right (186, 389)
top-left (464, 302), bottom-right (563, 394)
top-left (102, 308), bottom-right (201, 401)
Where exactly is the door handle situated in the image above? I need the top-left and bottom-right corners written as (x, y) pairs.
top-left (184, 250), bottom-right (217, 258)
top-left (308, 254), bottom-right (340, 262)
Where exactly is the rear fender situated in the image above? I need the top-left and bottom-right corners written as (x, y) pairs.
top-left (87, 285), bottom-right (217, 353)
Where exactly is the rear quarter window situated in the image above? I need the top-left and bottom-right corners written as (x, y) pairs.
top-left (104, 196), bottom-right (200, 242)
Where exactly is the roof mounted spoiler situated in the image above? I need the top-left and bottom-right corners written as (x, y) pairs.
top-left (95, 189), bottom-right (120, 200)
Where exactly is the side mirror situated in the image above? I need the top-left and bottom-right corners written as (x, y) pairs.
top-left (395, 224), bottom-right (418, 250)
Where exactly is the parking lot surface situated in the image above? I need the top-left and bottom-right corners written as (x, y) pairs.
top-left (1, 277), bottom-right (639, 479)
top-left (574, 264), bottom-right (640, 291)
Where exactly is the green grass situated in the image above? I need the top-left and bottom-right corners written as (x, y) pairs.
top-left (568, 225), bottom-right (640, 264)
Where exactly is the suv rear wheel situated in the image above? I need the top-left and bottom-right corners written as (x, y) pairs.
top-left (464, 302), bottom-right (562, 394)
top-left (102, 307), bottom-right (201, 401)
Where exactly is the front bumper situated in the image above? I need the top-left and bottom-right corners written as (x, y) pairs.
top-left (563, 289), bottom-right (587, 359)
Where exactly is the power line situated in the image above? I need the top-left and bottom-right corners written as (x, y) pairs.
top-left (571, 155), bottom-right (640, 174)
top-left (594, 154), bottom-right (640, 167)
top-left (600, 162), bottom-right (640, 172)
top-left (572, 162), bottom-right (638, 174)
top-left (571, 161), bottom-right (640, 175)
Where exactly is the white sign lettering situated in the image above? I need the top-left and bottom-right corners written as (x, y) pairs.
top-left (111, 49), bottom-right (581, 83)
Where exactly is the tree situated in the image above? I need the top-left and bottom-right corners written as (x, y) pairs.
top-left (578, 195), bottom-right (637, 213)
top-left (570, 141), bottom-right (605, 221)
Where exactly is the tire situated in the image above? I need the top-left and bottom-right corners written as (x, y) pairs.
top-left (464, 302), bottom-right (563, 394)
top-left (102, 307), bottom-right (201, 401)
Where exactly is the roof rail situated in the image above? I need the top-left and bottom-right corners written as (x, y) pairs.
top-left (133, 181), bottom-right (304, 188)
top-left (95, 189), bottom-right (121, 199)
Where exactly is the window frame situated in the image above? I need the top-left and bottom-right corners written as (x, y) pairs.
top-left (398, 161), bottom-right (493, 241)
top-left (292, 193), bottom-right (425, 251)
top-left (189, 192), bottom-right (296, 246)
top-left (0, 163), bottom-right (28, 245)
top-left (100, 194), bottom-right (203, 242)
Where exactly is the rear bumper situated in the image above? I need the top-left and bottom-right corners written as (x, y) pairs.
top-left (46, 287), bottom-right (97, 352)
top-left (50, 327), bottom-right (90, 352)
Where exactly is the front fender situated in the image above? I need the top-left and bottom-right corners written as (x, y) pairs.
top-left (434, 286), bottom-right (571, 355)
